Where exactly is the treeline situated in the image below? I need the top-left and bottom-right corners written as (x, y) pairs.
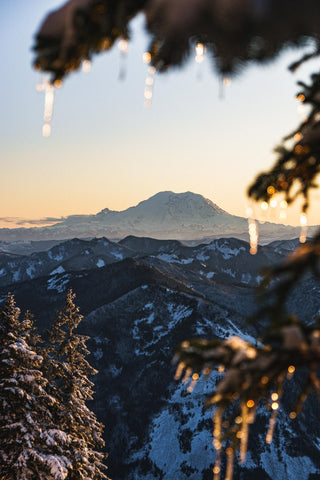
top-left (0, 290), bottom-right (109, 480)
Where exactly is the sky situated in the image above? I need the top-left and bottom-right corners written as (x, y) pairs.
top-left (1, 1), bottom-right (320, 228)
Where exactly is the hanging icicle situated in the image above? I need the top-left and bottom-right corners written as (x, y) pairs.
top-left (187, 372), bottom-right (199, 393)
top-left (212, 407), bottom-right (223, 480)
top-left (266, 408), bottom-right (278, 444)
top-left (37, 78), bottom-right (55, 138)
top-left (219, 77), bottom-right (232, 99)
top-left (246, 201), bottom-right (258, 255)
top-left (300, 213), bottom-right (308, 243)
top-left (82, 59), bottom-right (91, 73)
top-left (174, 361), bottom-right (185, 381)
top-left (213, 407), bottom-right (223, 451)
top-left (248, 218), bottom-right (258, 255)
top-left (195, 43), bottom-right (205, 63)
top-left (144, 66), bottom-right (156, 108)
top-left (279, 199), bottom-right (288, 221)
top-left (118, 38), bottom-right (129, 80)
top-left (182, 367), bottom-right (193, 384)
top-left (225, 447), bottom-right (235, 480)
top-left (213, 453), bottom-right (221, 480)
top-left (287, 364), bottom-right (296, 380)
top-left (195, 43), bottom-right (206, 80)
top-left (296, 93), bottom-right (306, 118)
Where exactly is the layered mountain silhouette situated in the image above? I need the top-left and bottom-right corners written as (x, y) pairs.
top-left (0, 191), bottom-right (305, 244)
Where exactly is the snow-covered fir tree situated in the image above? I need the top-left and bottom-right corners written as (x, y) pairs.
top-left (46, 289), bottom-right (108, 480)
top-left (0, 293), bottom-right (71, 480)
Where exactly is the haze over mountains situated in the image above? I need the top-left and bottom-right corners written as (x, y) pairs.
top-left (0, 191), bottom-right (309, 245)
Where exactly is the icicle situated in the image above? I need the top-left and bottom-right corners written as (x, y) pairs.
top-left (40, 81), bottom-right (55, 138)
top-left (36, 75), bottom-right (46, 93)
top-left (279, 199), bottom-right (288, 221)
top-left (287, 364), bottom-right (295, 380)
top-left (143, 52), bottom-right (152, 65)
top-left (270, 198), bottom-right (277, 209)
top-left (299, 213), bottom-right (308, 243)
top-left (246, 201), bottom-right (259, 254)
top-left (219, 76), bottom-right (231, 99)
top-left (294, 132), bottom-right (303, 142)
top-left (296, 94), bottom-right (306, 118)
top-left (82, 59), bottom-right (91, 73)
top-left (182, 367), bottom-right (193, 384)
top-left (118, 39), bottom-right (129, 80)
top-left (195, 43), bottom-right (205, 80)
top-left (174, 362), bottom-right (185, 380)
top-left (195, 42), bottom-right (205, 63)
top-left (213, 407), bottom-right (223, 451)
top-left (213, 452), bottom-right (221, 480)
top-left (266, 409), bottom-right (278, 444)
top-left (247, 404), bottom-right (257, 425)
top-left (239, 403), bottom-right (249, 463)
top-left (187, 372), bottom-right (199, 393)
top-left (213, 407), bottom-right (223, 480)
top-left (225, 447), bottom-right (234, 480)
top-left (144, 66), bottom-right (156, 108)
top-left (248, 218), bottom-right (258, 255)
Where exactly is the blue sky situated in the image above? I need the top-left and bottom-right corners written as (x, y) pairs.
top-left (1, 1), bottom-right (320, 227)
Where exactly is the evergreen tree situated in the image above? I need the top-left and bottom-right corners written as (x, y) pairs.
top-left (46, 289), bottom-right (108, 480)
top-left (0, 293), bottom-right (71, 480)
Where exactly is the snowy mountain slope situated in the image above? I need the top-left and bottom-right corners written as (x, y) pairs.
top-left (1, 236), bottom-right (320, 479)
top-left (0, 191), bottom-right (306, 242)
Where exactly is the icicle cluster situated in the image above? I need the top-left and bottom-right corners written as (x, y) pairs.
top-left (174, 317), bottom-right (320, 480)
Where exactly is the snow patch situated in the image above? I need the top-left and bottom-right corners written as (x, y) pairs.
top-left (111, 251), bottom-right (124, 260)
top-left (215, 318), bottom-right (257, 344)
top-left (94, 348), bottom-right (103, 360)
top-left (206, 272), bottom-right (215, 279)
top-left (96, 259), bottom-right (105, 268)
top-left (221, 268), bottom-right (236, 278)
top-left (157, 253), bottom-right (193, 264)
top-left (50, 265), bottom-right (65, 276)
top-left (47, 274), bottom-right (70, 293)
top-left (206, 241), bottom-right (245, 259)
top-left (26, 265), bottom-right (36, 279)
top-left (13, 270), bottom-right (21, 282)
top-left (261, 444), bottom-right (316, 480)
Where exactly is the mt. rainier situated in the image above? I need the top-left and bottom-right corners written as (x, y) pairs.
top-left (0, 191), bottom-right (303, 243)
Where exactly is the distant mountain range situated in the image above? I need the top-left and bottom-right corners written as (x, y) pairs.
top-left (0, 191), bottom-right (313, 245)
